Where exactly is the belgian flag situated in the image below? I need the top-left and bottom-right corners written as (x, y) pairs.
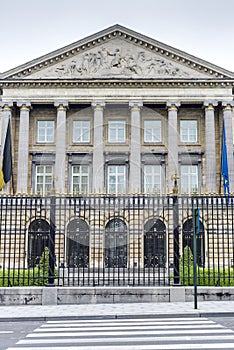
top-left (0, 119), bottom-right (12, 190)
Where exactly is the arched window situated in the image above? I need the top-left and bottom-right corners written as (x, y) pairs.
top-left (28, 219), bottom-right (50, 268)
top-left (105, 219), bottom-right (127, 268)
top-left (144, 219), bottom-right (166, 268)
top-left (182, 218), bottom-right (205, 267)
top-left (67, 219), bottom-right (89, 268)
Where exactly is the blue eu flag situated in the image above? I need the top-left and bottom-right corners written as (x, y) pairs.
top-left (221, 119), bottom-right (230, 198)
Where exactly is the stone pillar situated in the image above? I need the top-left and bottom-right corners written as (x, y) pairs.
top-left (17, 102), bottom-right (31, 193)
top-left (204, 102), bottom-right (217, 193)
top-left (1, 103), bottom-right (13, 146)
top-left (222, 102), bottom-right (234, 191)
top-left (92, 101), bottom-right (105, 192)
top-left (0, 103), bottom-right (13, 192)
top-left (129, 101), bottom-right (143, 193)
top-left (167, 102), bottom-right (180, 193)
top-left (54, 102), bottom-right (68, 194)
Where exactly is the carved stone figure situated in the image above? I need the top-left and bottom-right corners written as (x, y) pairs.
top-left (107, 49), bottom-right (122, 68)
top-left (82, 53), bottom-right (90, 74)
top-left (28, 41), bottom-right (200, 79)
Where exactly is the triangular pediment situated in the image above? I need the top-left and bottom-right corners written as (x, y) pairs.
top-left (1, 24), bottom-right (234, 81)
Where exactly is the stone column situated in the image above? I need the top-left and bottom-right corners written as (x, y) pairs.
top-left (222, 102), bottom-right (234, 191)
top-left (92, 101), bottom-right (105, 192)
top-left (0, 103), bottom-right (13, 192)
top-left (1, 103), bottom-right (13, 145)
top-left (54, 102), bottom-right (68, 194)
top-left (167, 102), bottom-right (180, 193)
top-left (204, 102), bottom-right (217, 193)
top-left (129, 101), bottom-right (143, 193)
top-left (17, 102), bottom-right (31, 193)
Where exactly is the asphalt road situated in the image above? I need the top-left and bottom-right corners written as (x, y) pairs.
top-left (1, 317), bottom-right (234, 349)
top-left (209, 317), bottom-right (234, 331)
top-left (0, 321), bottom-right (43, 350)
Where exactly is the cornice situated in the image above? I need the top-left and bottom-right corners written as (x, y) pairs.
top-left (1, 25), bottom-right (234, 80)
top-left (0, 78), bottom-right (234, 89)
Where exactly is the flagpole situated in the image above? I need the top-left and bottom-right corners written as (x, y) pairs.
top-left (10, 119), bottom-right (14, 195)
top-left (11, 170), bottom-right (15, 195)
top-left (221, 118), bottom-right (230, 203)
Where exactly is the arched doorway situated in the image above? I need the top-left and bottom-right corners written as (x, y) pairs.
top-left (28, 219), bottom-right (50, 268)
top-left (67, 219), bottom-right (89, 267)
top-left (105, 219), bottom-right (127, 268)
top-left (144, 219), bottom-right (166, 268)
top-left (182, 218), bottom-right (205, 267)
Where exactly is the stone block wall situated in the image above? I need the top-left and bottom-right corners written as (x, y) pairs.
top-left (0, 286), bottom-right (234, 305)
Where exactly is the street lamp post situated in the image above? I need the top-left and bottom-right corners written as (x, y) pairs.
top-left (48, 187), bottom-right (56, 286)
top-left (172, 173), bottom-right (180, 285)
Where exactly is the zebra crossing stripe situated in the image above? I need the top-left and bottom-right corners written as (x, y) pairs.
top-left (45, 317), bottom-right (212, 323)
top-left (41, 320), bottom-right (216, 328)
top-left (27, 328), bottom-right (234, 338)
top-left (33, 324), bottom-right (225, 332)
top-left (17, 334), bottom-right (234, 344)
top-left (26, 328), bottom-right (234, 337)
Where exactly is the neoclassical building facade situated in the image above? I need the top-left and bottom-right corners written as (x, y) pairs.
top-left (0, 24), bottom-right (233, 196)
top-left (0, 25), bottom-right (234, 279)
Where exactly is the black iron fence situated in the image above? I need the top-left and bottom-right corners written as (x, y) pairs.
top-left (0, 194), bottom-right (234, 287)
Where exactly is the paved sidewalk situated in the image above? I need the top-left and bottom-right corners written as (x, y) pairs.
top-left (0, 301), bottom-right (234, 321)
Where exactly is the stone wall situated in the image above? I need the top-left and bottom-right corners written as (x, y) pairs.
top-left (1, 286), bottom-right (234, 305)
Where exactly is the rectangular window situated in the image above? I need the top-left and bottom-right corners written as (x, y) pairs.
top-left (144, 120), bottom-right (161, 143)
top-left (72, 165), bottom-right (89, 194)
top-left (107, 165), bottom-right (126, 194)
top-left (108, 121), bottom-right (125, 143)
top-left (37, 121), bottom-right (54, 143)
top-left (181, 165), bottom-right (198, 194)
top-left (73, 121), bottom-right (90, 143)
top-left (180, 120), bottom-right (197, 143)
top-left (144, 165), bottom-right (161, 193)
top-left (35, 165), bottom-right (53, 195)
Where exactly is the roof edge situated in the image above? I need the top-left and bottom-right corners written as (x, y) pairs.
top-left (1, 24), bottom-right (234, 79)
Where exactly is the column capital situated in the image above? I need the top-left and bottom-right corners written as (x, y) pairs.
top-left (222, 101), bottom-right (234, 110)
top-left (167, 101), bottom-right (180, 111)
top-left (54, 101), bottom-right (69, 110)
top-left (204, 101), bottom-right (218, 110)
top-left (129, 101), bottom-right (143, 110)
top-left (91, 101), bottom-right (105, 110)
top-left (17, 102), bottom-right (31, 111)
top-left (0, 102), bottom-right (13, 110)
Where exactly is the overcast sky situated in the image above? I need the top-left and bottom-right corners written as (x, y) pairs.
top-left (1, 0), bottom-right (234, 73)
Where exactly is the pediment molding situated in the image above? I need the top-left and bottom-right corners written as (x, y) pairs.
top-left (1, 24), bottom-right (234, 81)
top-left (1, 78), bottom-right (234, 89)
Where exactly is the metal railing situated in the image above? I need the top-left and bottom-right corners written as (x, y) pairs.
top-left (0, 193), bottom-right (233, 287)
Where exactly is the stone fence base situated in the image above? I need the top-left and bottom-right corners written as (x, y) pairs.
top-left (0, 286), bottom-right (234, 306)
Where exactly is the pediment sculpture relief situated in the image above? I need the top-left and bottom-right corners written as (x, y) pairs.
top-left (28, 41), bottom-right (206, 79)
top-left (51, 49), bottom-right (189, 78)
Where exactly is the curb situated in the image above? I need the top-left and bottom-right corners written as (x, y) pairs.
top-left (1, 311), bottom-right (234, 322)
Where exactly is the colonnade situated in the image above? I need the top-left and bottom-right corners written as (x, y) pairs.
top-left (0, 100), bottom-right (233, 194)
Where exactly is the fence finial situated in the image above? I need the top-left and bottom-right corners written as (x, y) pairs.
top-left (171, 172), bottom-right (179, 196)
